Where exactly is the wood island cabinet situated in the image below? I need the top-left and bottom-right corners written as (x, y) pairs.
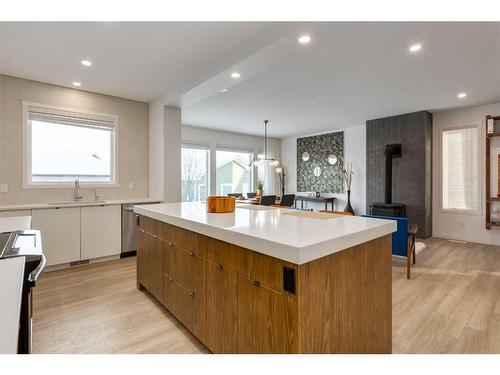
top-left (136, 214), bottom-right (392, 354)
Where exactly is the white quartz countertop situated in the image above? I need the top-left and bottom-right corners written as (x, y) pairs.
top-left (0, 257), bottom-right (25, 354)
top-left (0, 216), bottom-right (31, 233)
top-left (0, 198), bottom-right (161, 211)
top-left (134, 202), bottom-right (397, 264)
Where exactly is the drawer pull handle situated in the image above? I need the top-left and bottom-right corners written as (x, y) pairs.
top-left (190, 291), bottom-right (196, 297)
top-left (216, 264), bottom-right (223, 270)
top-left (169, 276), bottom-right (173, 281)
top-left (153, 235), bottom-right (157, 238)
top-left (168, 241), bottom-right (173, 246)
top-left (252, 280), bottom-right (261, 287)
top-left (189, 251), bottom-right (195, 256)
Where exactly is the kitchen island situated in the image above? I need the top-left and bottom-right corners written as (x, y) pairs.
top-left (133, 202), bottom-right (396, 354)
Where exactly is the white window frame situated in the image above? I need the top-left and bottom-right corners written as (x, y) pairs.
top-left (22, 101), bottom-right (119, 188)
top-left (439, 122), bottom-right (482, 216)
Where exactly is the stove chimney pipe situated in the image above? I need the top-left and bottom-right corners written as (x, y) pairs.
top-left (384, 144), bottom-right (402, 204)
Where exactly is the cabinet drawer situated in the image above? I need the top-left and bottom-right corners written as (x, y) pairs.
top-left (242, 249), bottom-right (297, 292)
top-left (138, 215), bottom-right (155, 233)
top-left (163, 274), bottom-right (196, 334)
top-left (163, 242), bottom-right (205, 294)
top-left (170, 225), bottom-right (206, 257)
top-left (204, 237), bottom-right (244, 273)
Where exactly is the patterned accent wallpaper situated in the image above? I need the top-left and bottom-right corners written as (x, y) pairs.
top-left (296, 131), bottom-right (344, 193)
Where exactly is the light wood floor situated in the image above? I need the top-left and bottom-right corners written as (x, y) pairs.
top-left (33, 237), bottom-right (500, 354)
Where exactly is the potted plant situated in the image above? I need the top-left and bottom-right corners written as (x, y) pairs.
top-left (257, 181), bottom-right (264, 197)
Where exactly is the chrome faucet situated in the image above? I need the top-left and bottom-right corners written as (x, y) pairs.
top-left (91, 187), bottom-right (100, 201)
top-left (73, 178), bottom-right (83, 202)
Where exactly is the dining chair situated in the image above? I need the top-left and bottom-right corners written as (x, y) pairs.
top-left (246, 192), bottom-right (257, 198)
top-left (279, 194), bottom-right (296, 207)
top-left (362, 215), bottom-right (418, 279)
top-left (260, 195), bottom-right (277, 206)
top-left (227, 193), bottom-right (243, 198)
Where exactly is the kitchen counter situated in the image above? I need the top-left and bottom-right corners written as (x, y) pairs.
top-left (0, 198), bottom-right (161, 211)
top-left (134, 201), bottom-right (395, 353)
top-left (134, 202), bottom-right (396, 264)
top-left (0, 257), bottom-right (25, 354)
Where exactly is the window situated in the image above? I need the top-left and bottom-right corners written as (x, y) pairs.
top-left (23, 102), bottom-right (117, 186)
top-left (181, 145), bottom-right (209, 202)
top-left (216, 149), bottom-right (252, 195)
top-left (441, 125), bottom-right (480, 213)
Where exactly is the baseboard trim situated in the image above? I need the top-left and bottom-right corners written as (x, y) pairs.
top-left (120, 250), bottom-right (136, 258)
top-left (432, 232), bottom-right (496, 246)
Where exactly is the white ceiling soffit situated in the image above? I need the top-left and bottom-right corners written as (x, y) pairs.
top-left (0, 22), bottom-right (296, 102)
top-left (182, 22), bottom-right (500, 138)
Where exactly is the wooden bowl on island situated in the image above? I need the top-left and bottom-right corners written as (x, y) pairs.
top-left (206, 196), bottom-right (236, 213)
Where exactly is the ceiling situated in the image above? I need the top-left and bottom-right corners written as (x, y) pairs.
top-left (1, 22), bottom-right (500, 138)
top-left (0, 22), bottom-right (292, 102)
top-left (182, 22), bottom-right (500, 137)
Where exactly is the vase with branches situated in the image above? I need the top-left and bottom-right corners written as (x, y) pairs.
top-left (343, 162), bottom-right (354, 215)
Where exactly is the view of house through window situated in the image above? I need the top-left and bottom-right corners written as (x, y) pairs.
top-left (181, 146), bottom-right (209, 202)
top-left (26, 104), bottom-right (116, 185)
top-left (442, 125), bottom-right (479, 212)
top-left (216, 150), bottom-right (252, 196)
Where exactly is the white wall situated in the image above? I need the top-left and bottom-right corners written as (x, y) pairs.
top-left (281, 126), bottom-right (366, 214)
top-left (148, 97), bottom-right (164, 200)
top-left (433, 101), bottom-right (500, 245)
top-left (0, 75), bottom-right (150, 204)
top-left (182, 125), bottom-right (280, 195)
top-left (164, 106), bottom-right (182, 202)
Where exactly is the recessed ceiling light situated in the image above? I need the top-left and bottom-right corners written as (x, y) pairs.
top-left (81, 59), bottom-right (92, 67)
top-left (220, 88), bottom-right (228, 93)
top-left (72, 81), bottom-right (81, 87)
top-left (298, 35), bottom-right (311, 44)
top-left (231, 72), bottom-right (240, 79)
top-left (409, 44), bottom-right (422, 52)
top-left (457, 92), bottom-right (467, 99)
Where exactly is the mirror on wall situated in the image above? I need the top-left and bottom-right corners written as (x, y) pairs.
top-left (328, 154), bottom-right (338, 165)
top-left (313, 166), bottom-right (322, 177)
top-left (302, 152), bottom-right (310, 162)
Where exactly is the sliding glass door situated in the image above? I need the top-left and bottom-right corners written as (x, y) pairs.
top-left (181, 145), bottom-right (209, 202)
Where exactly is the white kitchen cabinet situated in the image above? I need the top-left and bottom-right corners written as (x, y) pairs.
top-left (31, 207), bottom-right (81, 266)
top-left (80, 205), bottom-right (121, 260)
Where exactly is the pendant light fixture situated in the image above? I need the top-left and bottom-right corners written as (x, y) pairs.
top-left (250, 120), bottom-right (280, 167)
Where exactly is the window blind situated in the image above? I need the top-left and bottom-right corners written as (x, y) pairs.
top-left (27, 105), bottom-right (116, 131)
top-left (442, 126), bottom-right (479, 211)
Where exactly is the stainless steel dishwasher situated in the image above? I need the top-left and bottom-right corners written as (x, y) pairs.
top-left (121, 204), bottom-right (139, 257)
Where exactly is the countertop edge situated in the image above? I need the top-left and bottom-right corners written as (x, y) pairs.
top-left (0, 198), bottom-right (162, 211)
top-left (134, 205), bottom-right (397, 265)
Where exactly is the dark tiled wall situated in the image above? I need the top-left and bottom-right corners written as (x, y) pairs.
top-left (366, 111), bottom-right (433, 238)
